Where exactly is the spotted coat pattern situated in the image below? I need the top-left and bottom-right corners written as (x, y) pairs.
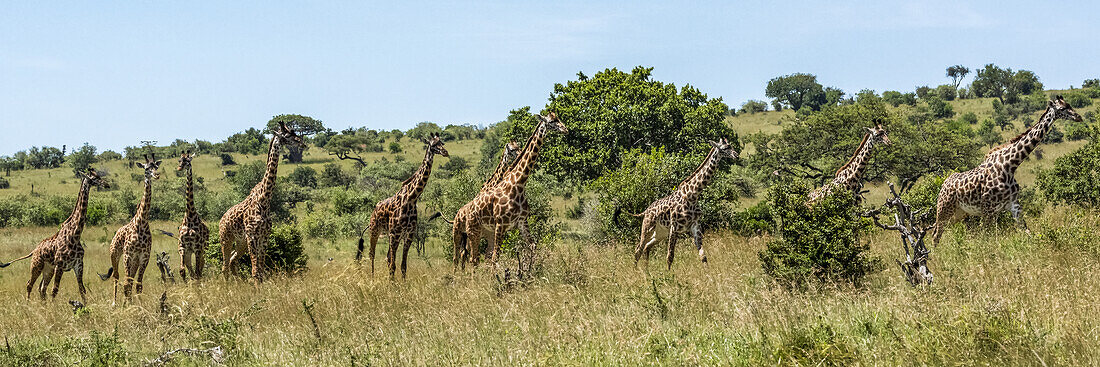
top-left (219, 122), bottom-right (304, 285)
top-left (0, 169), bottom-right (108, 303)
top-left (807, 125), bottom-right (891, 205)
top-left (633, 139), bottom-right (738, 270)
top-left (447, 141), bottom-right (520, 271)
top-left (105, 154), bottom-right (161, 302)
top-left (930, 97), bottom-right (1083, 245)
top-left (176, 151), bottom-right (209, 281)
top-left (361, 134), bottom-right (448, 279)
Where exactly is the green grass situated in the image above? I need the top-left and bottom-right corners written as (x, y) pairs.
top-left (2, 91), bottom-right (1100, 365)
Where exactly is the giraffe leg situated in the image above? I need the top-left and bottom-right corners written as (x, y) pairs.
top-left (1010, 200), bottom-right (1030, 235)
top-left (246, 231), bottom-right (265, 286)
top-left (74, 264), bottom-right (87, 305)
top-left (195, 247), bottom-right (206, 280)
top-left (468, 227), bottom-right (482, 270)
top-left (123, 255), bottom-right (137, 300)
top-left (691, 222), bottom-right (708, 265)
top-left (452, 223), bottom-right (465, 273)
top-left (221, 231), bottom-right (236, 280)
top-left (931, 192), bottom-right (957, 247)
top-left (26, 258), bottom-right (44, 301)
top-left (666, 224), bottom-right (679, 271)
top-left (38, 263), bottom-right (54, 300)
top-left (48, 265), bottom-right (64, 300)
top-left (387, 231), bottom-right (400, 280)
top-left (490, 225), bottom-right (508, 267)
top-left (401, 231), bottom-right (413, 279)
top-left (369, 220), bottom-right (383, 275)
top-left (180, 248), bottom-right (194, 282)
top-left (135, 255), bottom-right (150, 295)
top-left (634, 216), bottom-right (656, 267)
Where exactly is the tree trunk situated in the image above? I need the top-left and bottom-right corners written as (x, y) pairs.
top-left (287, 146), bottom-right (304, 163)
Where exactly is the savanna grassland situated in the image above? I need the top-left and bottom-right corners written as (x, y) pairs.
top-left (3, 73), bottom-right (1100, 366)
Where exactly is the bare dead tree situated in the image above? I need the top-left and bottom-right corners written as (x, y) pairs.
top-left (155, 252), bottom-right (175, 283)
top-left (862, 182), bottom-right (934, 286)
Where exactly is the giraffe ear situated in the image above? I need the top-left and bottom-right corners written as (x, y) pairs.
top-left (1048, 100), bottom-right (1054, 108)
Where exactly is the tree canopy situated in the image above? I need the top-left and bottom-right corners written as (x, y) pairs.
top-left (765, 73), bottom-right (827, 111)
top-left (265, 114), bottom-right (324, 163)
top-left (501, 66), bottom-right (737, 183)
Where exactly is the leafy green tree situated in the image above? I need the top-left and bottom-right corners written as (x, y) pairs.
top-left (390, 129), bottom-right (405, 142)
top-left (977, 119), bottom-right (1003, 147)
top-left (67, 143), bottom-right (98, 175)
top-left (882, 91), bottom-right (917, 107)
top-left (1084, 79), bottom-right (1100, 89)
top-left (265, 114), bottom-right (323, 163)
top-left (925, 96), bottom-right (955, 118)
top-left (854, 89), bottom-right (881, 105)
top-left (765, 73), bottom-right (827, 111)
top-left (824, 87), bottom-right (845, 107)
top-left (1063, 91), bottom-right (1093, 108)
top-left (222, 128), bottom-right (267, 155)
top-left (407, 122), bottom-right (443, 141)
top-left (915, 86), bottom-right (933, 100)
top-left (519, 66), bottom-right (737, 183)
top-left (745, 99), bottom-right (980, 191)
top-left (946, 65), bottom-right (970, 90)
top-left (97, 150), bottom-right (123, 162)
top-left (324, 134), bottom-right (372, 167)
top-left (935, 84), bottom-right (957, 101)
top-left (23, 146), bottom-right (65, 169)
top-left (971, 64), bottom-right (1043, 104)
top-left (740, 100), bottom-right (768, 114)
top-left (758, 179), bottom-right (878, 288)
top-left (1037, 139), bottom-right (1100, 207)
top-left (288, 166), bottom-right (318, 188)
top-left (388, 141), bottom-right (402, 154)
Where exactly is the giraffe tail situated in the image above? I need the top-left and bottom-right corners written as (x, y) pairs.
top-left (0, 252), bottom-right (33, 268)
top-left (435, 211), bottom-right (454, 225)
top-left (356, 237), bottom-right (365, 263)
top-left (612, 206), bottom-right (644, 228)
top-left (98, 267), bottom-right (114, 281)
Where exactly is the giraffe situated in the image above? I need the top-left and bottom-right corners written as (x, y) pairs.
top-left (930, 96), bottom-right (1082, 245)
top-left (356, 133), bottom-right (449, 279)
top-left (466, 112), bottom-right (568, 269)
top-left (0, 168), bottom-right (108, 303)
top-left (176, 150), bottom-right (209, 281)
top-left (807, 124), bottom-right (891, 205)
top-left (101, 154), bottom-right (161, 303)
top-left (440, 140), bottom-right (521, 271)
top-left (219, 122), bottom-right (304, 285)
top-left (633, 138), bottom-right (739, 270)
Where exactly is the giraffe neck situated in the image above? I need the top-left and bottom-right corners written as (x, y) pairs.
top-left (481, 147), bottom-right (514, 191)
top-left (998, 107), bottom-right (1058, 172)
top-left (833, 133), bottom-right (875, 186)
top-left (184, 166), bottom-right (197, 220)
top-left (675, 147), bottom-right (721, 203)
top-left (502, 122), bottom-right (548, 189)
top-left (252, 135), bottom-right (282, 205)
top-left (135, 176), bottom-right (153, 221)
top-left (400, 145), bottom-right (436, 202)
top-left (62, 177), bottom-right (93, 238)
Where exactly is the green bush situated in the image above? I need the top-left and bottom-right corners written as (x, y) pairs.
top-left (935, 84), bottom-right (957, 101)
top-left (730, 200), bottom-right (774, 237)
top-left (959, 111), bottom-right (979, 125)
top-left (926, 96), bottom-right (955, 118)
top-left (206, 222), bottom-right (308, 276)
top-left (1063, 119), bottom-right (1093, 141)
top-left (0, 177), bottom-right (8, 189)
top-left (1037, 139), bottom-right (1100, 207)
top-left (758, 181), bottom-right (879, 288)
top-left (319, 163), bottom-right (354, 188)
top-left (219, 153), bottom-right (236, 166)
top-left (1063, 91), bottom-right (1093, 108)
top-left (289, 166), bottom-right (318, 188)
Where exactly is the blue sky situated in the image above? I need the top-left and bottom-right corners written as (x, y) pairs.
top-left (2, 1), bottom-right (1097, 155)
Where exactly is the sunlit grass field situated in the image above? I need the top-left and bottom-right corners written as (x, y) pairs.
top-left (1, 93), bottom-right (1100, 365)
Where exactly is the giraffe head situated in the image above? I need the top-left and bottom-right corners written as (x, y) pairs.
top-left (274, 122), bottom-right (306, 148)
top-left (82, 168), bottom-right (110, 189)
top-left (423, 133), bottom-right (449, 157)
top-left (863, 124), bottom-right (891, 147)
top-left (707, 138), bottom-right (739, 160)
top-left (137, 153), bottom-right (162, 181)
top-left (1049, 96), bottom-right (1083, 122)
top-left (538, 111), bottom-right (569, 135)
top-left (176, 149), bottom-right (197, 172)
top-left (503, 141), bottom-right (521, 161)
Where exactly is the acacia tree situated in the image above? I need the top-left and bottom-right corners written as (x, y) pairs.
top-left (323, 134), bottom-right (371, 167)
top-left (946, 65), bottom-right (970, 91)
top-left (765, 73), bottom-right (826, 111)
top-left (970, 64), bottom-right (1043, 104)
top-left (504, 66), bottom-right (736, 183)
top-left (265, 114), bottom-right (324, 163)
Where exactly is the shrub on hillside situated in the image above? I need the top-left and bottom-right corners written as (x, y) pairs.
top-left (219, 153), bottom-right (236, 166)
top-left (1037, 139), bottom-right (1100, 207)
top-left (319, 163), bottom-right (354, 188)
top-left (1063, 91), bottom-right (1092, 109)
top-left (881, 91), bottom-right (917, 107)
top-left (758, 181), bottom-right (879, 288)
top-left (935, 84), bottom-right (957, 101)
top-left (595, 147), bottom-right (741, 243)
top-left (926, 96), bottom-right (955, 118)
top-left (0, 177), bottom-right (8, 189)
top-left (288, 166), bottom-right (318, 188)
top-left (205, 223), bottom-right (308, 276)
top-left (740, 100), bottom-right (768, 114)
top-left (959, 112), bottom-right (979, 125)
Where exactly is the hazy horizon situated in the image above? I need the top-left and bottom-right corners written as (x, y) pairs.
top-left (3, 0), bottom-right (1098, 155)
